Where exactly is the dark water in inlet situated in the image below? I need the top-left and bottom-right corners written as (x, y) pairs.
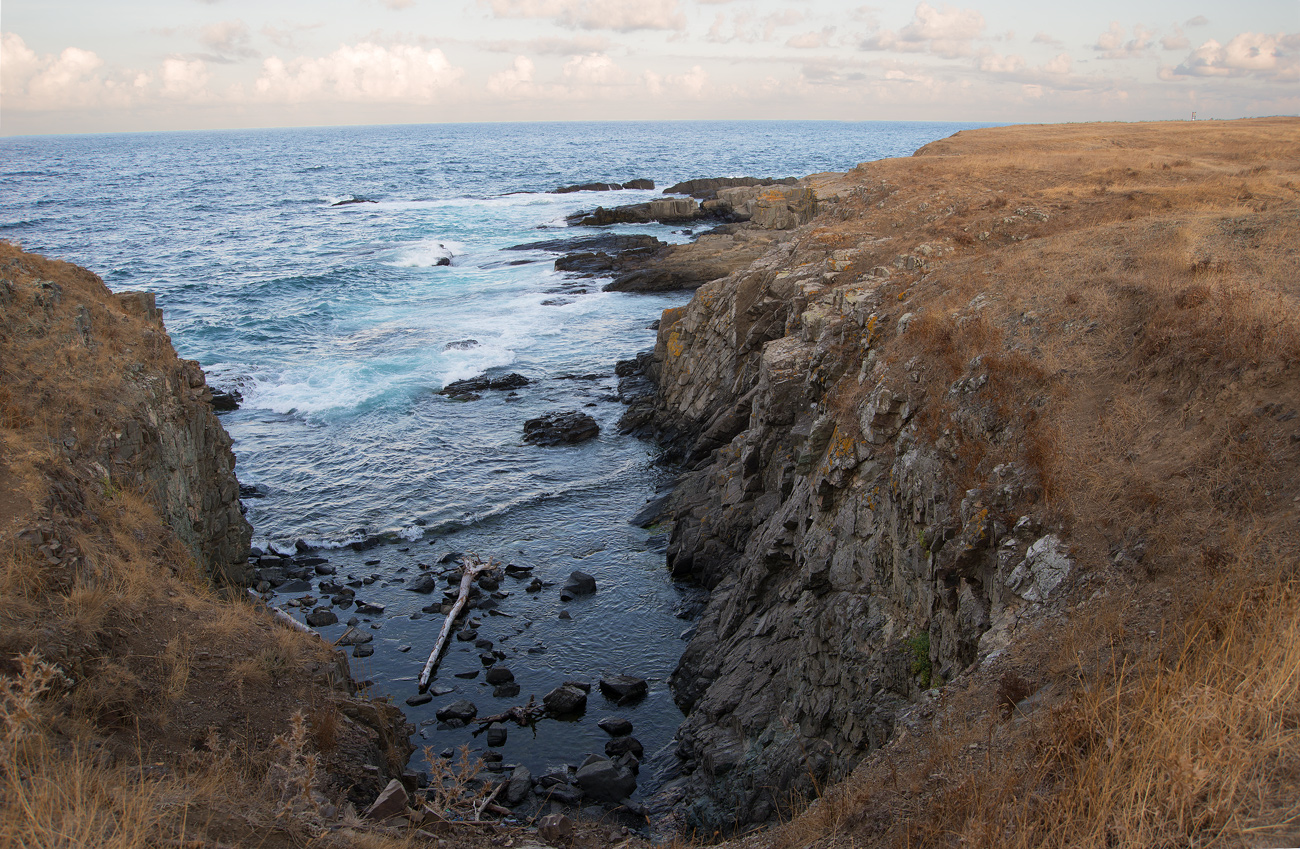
top-left (0, 119), bottom-right (1002, 800)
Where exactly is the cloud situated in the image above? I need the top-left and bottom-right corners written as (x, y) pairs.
top-left (261, 22), bottom-right (323, 50)
top-left (643, 64), bottom-right (707, 97)
top-left (1185, 15), bottom-right (1208, 27)
top-left (1, 32), bottom-right (130, 109)
top-left (1172, 32), bottom-right (1300, 80)
top-left (483, 0), bottom-right (685, 32)
top-left (1161, 27), bottom-right (1189, 51)
top-left (563, 52), bottom-right (625, 84)
top-left (862, 3), bottom-right (986, 59)
top-left (787, 28), bottom-right (835, 49)
top-left (487, 55), bottom-right (536, 95)
top-left (708, 9), bottom-right (806, 44)
top-left (1093, 22), bottom-right (1155, 59)
top-left (200, 20), bottom-right (257, 60)
top-left (161, 57), bottom-right (213, 98)
top-left (1031, 32), bottom-right (1062, 47)
top-left (253, 42), bottom-right (463, 102)
top-left (482, 35), bottom-right (611, 54)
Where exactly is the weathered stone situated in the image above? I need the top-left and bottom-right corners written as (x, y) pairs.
top-left (597, 717), bottom-right (634, 736)
top-left (486, 723), bottom-right (507, 746)
top-left (363, 778), bottom-right (408, 820)
top-left (505, 765), bottom-right (533, 805)
top-left (1006, 534), bottom-right (1072, 602)
top-left (604, 736), bottom-right (643, 759)
top-left (305, 609), bottom-right (338, 627)
top-left (599, 675), bottom-right (647, 704)
top-left (537, 812), bottom-right (575, 841)
top-left (543, 683), bottom-right (588, 716)
top-left (562, 570), bottom-right (597, 596)
top-left (485, 666), bottom-right (514, 685)
top-left (523, 411), bottom-right (599, 446)
top-left (574, 756), bottom-right (636, 802)
top-left (435, 699), bottom-right (477, 722)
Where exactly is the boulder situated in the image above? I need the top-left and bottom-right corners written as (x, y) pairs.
top-left (438, 372), bottom-right (531, 397)
top-left (505, 765), bottom-right (533, 805)
top-left (574, 756), bottom-right (636, 803)
top-left (523, 411), bottom-right (599, 446)
top-left (210, 388), bottom-right (242, 412)
top-left (562, 570), bottom-right (597, 596)
top-left (405, 574), bottom-right (439, 594)
top-left (621, 178), bottom-right (654, 190)
top-left (605, 736), bottom-right (643, 759)
top-left (484, 666), bottom-right (515, 685)
top-left (543, 683), bottom-right (588, 716)
top-left (435, 699), bottom-right (477, 723)
top-left (553, 182), bottom-right (623, 193)
top-left (599, 675), bottom-right (647, 705)
top-left (304, 609), bottom-right (338, 627)
top-left (486, 723), bottom-right (507, 746)
top-left (405, 692), bottom-right (432, 706)
top-left (598, 717), bottom-right (634, 736)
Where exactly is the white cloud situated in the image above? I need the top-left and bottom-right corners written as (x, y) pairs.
top-left (1, 32), bottom-right (133, 110)
top-left (562, 52), bottom-right (624, 84)
top-left (862, 3), bottom-right (986, 59)
top-left (1042, 52), bottom-right (1072, 75)
top-left (1172, 32), bottom-right (1300, 80)
top-left (1185, 15), bottom-right (1209, 27)
top-left (482, 35), bottom-right (611, 54)
top-left (487, 54), bottom-right (536, 95)
top-left (1031, 32), bottom-right (1062, 47)
top-left (787, 28), bottom-right (835, 49)
top-left (643, 64), bottom-right (707, 97)
top-left (1161, 27), bottom-right (1190, 51)
top-left (977, 51), bottom-right (1024, 74)
top-left (253, 42), bottom-right (463, 102)
top-left (161, 57), bottom-right (213, 98)
top-left (1093, 22), bottom-right (1155, 59)
top-left (483, 0), bottom-right (685, 32)
top-left (200, 20), bottom-right (257, 60)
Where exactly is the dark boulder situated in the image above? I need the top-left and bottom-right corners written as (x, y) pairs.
top-left (435, 699), bottom-right (477, 723)
top-left (599, 675), bottom-right (648, 705)
top-left (621, 178), bottom-right (654, 190)
top-left (553, 182), bottom-right (624, 193)
top-left (439, 372), bottom-right (531, 397)
top-left (543, 683), bottom-right (589, 716)
top-left (598, 717), bottom-right (634, 736)
top-left (574, 756), bottom-right (636, 803)
top-left (604, 736), bottom-right (643, 759)
top-left (210, 388), bottom-right (242, 412)
top-left (663, 176), bottom-right (798, 200)
top-left (523, 411), bottom-right (599, 446)
top-left (305, 609), bottom-right (338, 627)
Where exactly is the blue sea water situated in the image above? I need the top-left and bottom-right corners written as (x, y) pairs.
top-left (1, 120), bottom-right (999, 800)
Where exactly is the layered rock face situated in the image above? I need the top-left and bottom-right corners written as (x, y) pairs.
top-left (0, 248), bottom-right (251, 583)
top-left (643, 165), bottom-right (1066, 832)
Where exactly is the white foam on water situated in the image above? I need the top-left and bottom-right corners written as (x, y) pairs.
top-left (385, 238), bottom-right (465, 268)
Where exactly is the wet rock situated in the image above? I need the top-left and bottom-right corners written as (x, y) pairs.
top-left (435, 700), bottom-right (477, 723)
top-left (456, 628), bottom-right (478, 641)
top-left (355, 601), bottom-right (385, 615)
top-left (599, 675), bottom-right (647, 705)
top-left (598, 717), bottom-right (633, 736)
top-left (277, 578), bottom-right (311, 594)
top-left (305, 609), bottom-right (338, 627)
top-left (485, 666), bottom-right (515, 685)
top-left (438, 373), bottom-right (531, 397)
top-left (543, 683), bottom-right (588, 716)
top-left (526, 578), bottom-right (543, 593)
top-left (486, 723), bottom-right (508, 747)
top-left (454, 670), bottom-right (479, 680)
top-left (522, 411), bottom-right (599, 446)
top-left (406, 574), bottom-right (439, 593)
top-left (335, 628), bottom-right (373, 646)
top-left (575, 756), bottom-right (636, 803)
top-left (493, 682), bottom-right (521, 698)
top-left (562, 570), bottom-right (596, 596)
top-left (405, 692), bottom-right (433, 706)
top-left (605, 736), bottom-right (643, 759)
top-left (210, 388), bottom-right (242, 412)
top-left (352, 645), bottom-right (373, 658)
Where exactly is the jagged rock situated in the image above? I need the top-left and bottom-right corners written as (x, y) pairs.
top-left (553, 181), bottom-right (623, 193)
top-left (663, 176), bottom-right (798, 199)
top-left (599, 675), bottom-right (647, 704)
top-left (335, 628), bottom-right (373, 646)
top-left (604, 736), bottom-right (643, 759)
top-left (438, 373), bottom-right (530, 397)
top-left (1006, 534), bottom-right (1072, 602)
top-left (363, 778), bottom-right (408, 820)
top-left (405, 574), bottom-right (439, 593)
top-left (486, 723), bottom-right (507, 746)
top-left (210, 388), bottom-right (242, 411)
top-left (522, 411), bottom-right (599, 446)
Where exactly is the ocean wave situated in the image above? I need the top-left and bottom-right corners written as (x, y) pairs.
top-left (385, 238), bottom-right (464, 268)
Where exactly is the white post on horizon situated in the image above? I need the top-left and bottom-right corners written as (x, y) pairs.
top-left (1191, 111), bottom-right (1197, 121)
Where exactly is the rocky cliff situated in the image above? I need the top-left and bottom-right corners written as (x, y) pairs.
top-left (0, 247), bottom-right (251, 583)
top-left (641, 119), bottom-right (1300, 833)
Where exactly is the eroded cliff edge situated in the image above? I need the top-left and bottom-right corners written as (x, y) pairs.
top-left (639, 119), bottom-right (1300, 833)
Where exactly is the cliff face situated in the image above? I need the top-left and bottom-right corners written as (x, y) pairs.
top-left (0, 247), bottom-right (251, 583)
top-left (644, 119), bottom-right (1300, 831)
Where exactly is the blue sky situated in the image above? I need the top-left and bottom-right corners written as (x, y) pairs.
top-left (2, 0), bottom-right (1296, 134)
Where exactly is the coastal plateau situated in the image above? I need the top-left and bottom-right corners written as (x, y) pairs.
top-left (3, 118), bottom-right (1299, 849)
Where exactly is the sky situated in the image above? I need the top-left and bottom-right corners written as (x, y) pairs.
top-left (1, 0), bottom-right (1296, 135)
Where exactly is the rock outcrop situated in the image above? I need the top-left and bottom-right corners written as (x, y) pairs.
top-left (0, 248), bottom-right (251, 584)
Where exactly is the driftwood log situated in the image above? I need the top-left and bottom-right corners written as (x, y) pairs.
top-left (418, 555), bottom-right (494, 692)
top-left (470, 696), bottom-right (544, 735)
top-left (248, 588), bottom-right (320, 638)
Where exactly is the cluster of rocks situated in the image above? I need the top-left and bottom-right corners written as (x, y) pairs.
top-left (562, 177), bottom-right (814, 231)
top-left (437, 371), bottom-right (530, 402)
top-left (522, 411), bottom-right (600, 446)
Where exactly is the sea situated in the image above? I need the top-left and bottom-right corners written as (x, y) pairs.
top-left (0, 120), bottom-right (999, 805)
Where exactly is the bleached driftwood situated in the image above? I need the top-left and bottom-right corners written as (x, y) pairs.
top-left (248, 588), bottom-right (319, 638)
top-left (418, 555), bottom-right (493, 692)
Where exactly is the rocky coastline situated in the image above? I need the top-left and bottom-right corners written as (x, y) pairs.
top-left (7, 117), bottom-right (1297, 847)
